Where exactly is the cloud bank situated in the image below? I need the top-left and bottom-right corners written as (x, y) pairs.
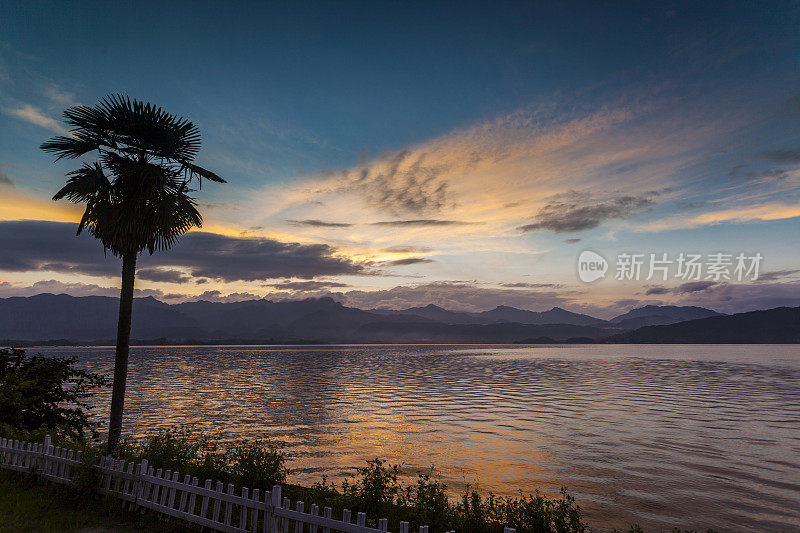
top-left (0, 220), bottom-right (365, 282)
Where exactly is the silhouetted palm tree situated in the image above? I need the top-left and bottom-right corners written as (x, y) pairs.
top-left (42, 95), bottom-right (225, 455)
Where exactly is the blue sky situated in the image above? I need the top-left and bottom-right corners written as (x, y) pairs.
top-left (1, 1), bottom-right (799, 316)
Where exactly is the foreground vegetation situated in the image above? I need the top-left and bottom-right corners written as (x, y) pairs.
top-left (0, 469), bottom-right (191, 532)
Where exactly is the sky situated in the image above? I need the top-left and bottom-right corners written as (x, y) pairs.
top-left (1, 1), bottom-right (799, 317)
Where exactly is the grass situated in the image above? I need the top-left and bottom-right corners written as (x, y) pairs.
top-left (0, 470), bottom-right (193, 532)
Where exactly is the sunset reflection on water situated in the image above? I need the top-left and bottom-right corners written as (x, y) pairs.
top-left (35, 344), bottom-right (800, 532)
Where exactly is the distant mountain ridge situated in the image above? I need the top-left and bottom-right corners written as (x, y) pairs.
top-left (609, 305), bottom-right (724, 329)
top-left (1, 293), bottom-right (794, 344)
top-left (371, 303), bottom-right (609, 326)
top-left (606, 306), bottom-right (800, 343)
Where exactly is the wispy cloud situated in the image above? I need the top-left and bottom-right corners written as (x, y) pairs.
top-left (266, 280), bottom-right (350, 291)
top-left (42, 85), bottom-right (79, 107)
top-left (381, 246), bottom-right (431, 254)
top-left (758, 148), bottom-right (800, 164)
top-left (691, 204), bottom-right (800, 226)
top-left (384, 257), bottom-right (434, 266)
top-left (238, 91), bottom-right (752, 267)
top-left (287, 219), bottom-right (354, 228)
top-left (371, 219), bottom-right (474, 227)
top-left (5, 104), bottom-right (68, 135)
top-left (518, 191), bottom-right (658, 233)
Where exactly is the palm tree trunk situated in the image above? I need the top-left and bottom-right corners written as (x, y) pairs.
top-left (108, 250), bottom-right (137, 457)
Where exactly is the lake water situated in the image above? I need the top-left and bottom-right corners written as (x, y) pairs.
top-left (34, 344), bottom-right (800, 532)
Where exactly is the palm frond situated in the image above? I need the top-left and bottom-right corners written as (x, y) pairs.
top-left (181, 162), bottom-right (227, 184)
top-left (46, 94), bottom-right (225, 257)
top-left (96, 94), bottom-right (202, 161)
top-left (52, 163), bottom-right (111, 203)
top-left (40, 136), bottom-right (102, 160)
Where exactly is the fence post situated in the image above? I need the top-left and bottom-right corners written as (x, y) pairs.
top-left (270, 485), bottom-right (281, 533)
top-left (136, 459), bottom-right (148, 510)
top-left (41, 434), bottom-right (52, 477)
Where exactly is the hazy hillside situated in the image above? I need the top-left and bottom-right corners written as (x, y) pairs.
top-left (611, 305), bottom-right (724, 329)
top-left (0, 294), bottom-right (202, 341)
top-left (606, 307), bottom-right (800, 343)
top-left (5, 293), bottom-right (787, 345)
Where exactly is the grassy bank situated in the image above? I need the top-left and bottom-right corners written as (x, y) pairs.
top-left (0, 469), bottom-right (192, 532)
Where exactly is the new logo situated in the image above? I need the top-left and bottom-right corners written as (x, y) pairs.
top-left (577, 251), bottom-right (608, 283)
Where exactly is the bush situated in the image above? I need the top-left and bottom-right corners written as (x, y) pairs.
top-left (0, 348), bottom-right (107, 440)
top-left (398, 470), bottom-right (453, 529)
top-left (342, 458), bottom-right (401, 516)
top-left (336, 458), bottom-right (588, 533)
top-left (121, 426), bottom-right (285, 491)
top-left (228, 439), bottom-right (287, 489)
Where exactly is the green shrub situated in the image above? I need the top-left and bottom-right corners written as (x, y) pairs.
top-left (228, 439), bottom-right (287, 489)
top-left (70, 446), bottom-right (104, 500)
top-left (342, 458), bottom-right (401, 516)
top-left (0, 348), bottom-right (107, 440)
top-left (398, 469), bottom-right (453, 529)
top-left (120, 426), bottom-right (285, 491)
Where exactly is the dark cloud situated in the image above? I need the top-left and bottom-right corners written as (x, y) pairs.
top-left (267, 280), bottom-right (350, 291)
top-left (371, 219), bottom-right (473, 227)
top-left (727, 165), bottom-right (748, 179)
top-left (287, 219), bottom-right (353, 228)
top-left (0, 220), bottom-right (365, 282)
top-left (356, 150), bottom-right (451, 214)
top-left (564, 238), bottom-right (581, 244)
top-left (163, 232), bottom-right (364, 281)
top-left (643, 281), bottom-right (720, 296)
top-left (385, 257), bottom-right (434, 266)
top-left (500, 282), bottom-right (561, 288)
top-left (382, 246), bottom-right (431, 253)
top-left (0, 169), bottom-right (14, 188)
top-left (0, 220), bottom-right (120, 277)
top-left (758, 148), bottom-right (800, 163)
top-left (756, 269), bottom-right (800, 282)
top-left (674, 280), bottom-right (718, 293)
top-left (728, 165), bottom-right (790, 181)
top-left (518, 191), bottom-right (656, 233)
top-left (645, 286), bottom-right (670, 295)
top-left (137, 268), bottom-right (192, 284)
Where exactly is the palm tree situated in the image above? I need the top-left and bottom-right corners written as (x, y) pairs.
top-left (42, 95), bottom-right (225, 455)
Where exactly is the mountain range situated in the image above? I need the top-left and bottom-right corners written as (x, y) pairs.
top-left (0, 293), bottom-right (796, 344)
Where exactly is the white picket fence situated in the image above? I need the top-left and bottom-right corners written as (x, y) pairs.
top-left (0, 435), bottom-right (516, 533)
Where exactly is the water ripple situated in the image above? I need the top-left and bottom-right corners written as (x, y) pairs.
top-left (34, 344), bottom-right (800, 532)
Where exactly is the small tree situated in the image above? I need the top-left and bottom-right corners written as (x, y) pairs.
top-left (0, 348), bottom-right (107, 440)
